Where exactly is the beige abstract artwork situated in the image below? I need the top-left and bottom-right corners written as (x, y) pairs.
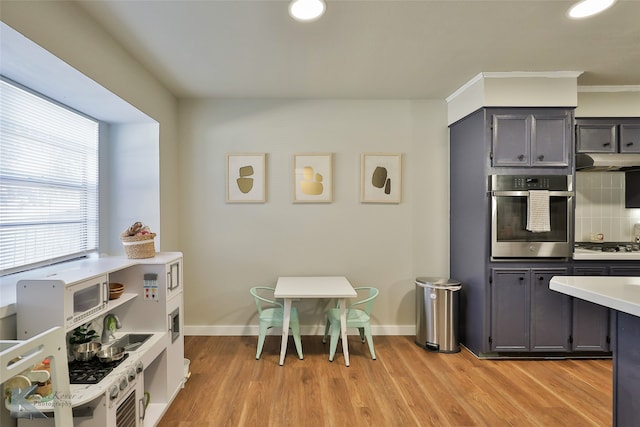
top-left (293, 153), bottom-right (333, 203)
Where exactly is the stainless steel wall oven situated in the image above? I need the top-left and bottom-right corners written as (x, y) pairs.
top-left (490, 175), bottom-right (574, 258)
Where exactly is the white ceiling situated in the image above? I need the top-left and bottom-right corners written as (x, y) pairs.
top-left (76, 0), bottom-right (640, 99)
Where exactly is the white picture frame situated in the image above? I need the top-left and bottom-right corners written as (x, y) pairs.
top-left (361, 153), bottom-right (402, 203)
top-left (226, 153), bottom-right (266, 203)
top-left (293, 153), bottom-right (333, 203)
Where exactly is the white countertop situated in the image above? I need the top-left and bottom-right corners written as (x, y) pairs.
top-left (550, 275), bottom-right (640, 317)
top-left (0, 252), bottom-right (182, 319)
top-left (573, 248), bottom-right (640, 261)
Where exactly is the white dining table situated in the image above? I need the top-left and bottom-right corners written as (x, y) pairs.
top-left (274, 276), bottom-right (357, 366)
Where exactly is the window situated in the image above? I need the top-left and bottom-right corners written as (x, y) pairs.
top-left (0, 78), bottom-right (99, 275)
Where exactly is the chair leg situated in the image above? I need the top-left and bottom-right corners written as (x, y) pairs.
top-left (256, 323), bottom-right (268, 360)
top-left (322, 318), bottom-right (330, 344)
top-left (328, 321), bottom-right (340, 362)
top-left (364, 325), bottom-right (376, 360)
top-left (290, 321), bottom-right (304, 360)
top-left (358, 327), bottom-right (365, 343)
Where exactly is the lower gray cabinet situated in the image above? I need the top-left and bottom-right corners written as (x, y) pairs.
top-left (491, 268), bottom-right (529, 351)
top-left (488, 262), bottom-right (632, 355)
top-left (490, 267), bottom-right (570, 352)
top-left (531, 269), bottom-right (571, 352)
top-left (610, 267), bottom-right (640, 277)
top-left (572, 300), bottom-right (610, 352)
top-left (572, 266), bottom-right (610, 352)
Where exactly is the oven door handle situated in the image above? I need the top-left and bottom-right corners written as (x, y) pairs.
top-left (491, 191), bottom-right (529, 197)
top-left (491, 191), bottom-right (574, 197)
top-left (549, 191), bottom-right (575, 197)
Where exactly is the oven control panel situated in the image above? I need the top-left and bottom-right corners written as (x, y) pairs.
top-left (512, 176), bottom-right (550, 189)
top-left (491, 175), bottom-right (571, 191)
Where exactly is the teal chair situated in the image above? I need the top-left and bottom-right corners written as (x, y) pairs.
top-left (250, 286), bottom-right (303, 360)
top-left (322, 287), bottom-right (379, 361)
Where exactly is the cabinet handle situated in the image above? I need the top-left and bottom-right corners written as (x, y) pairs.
top-left (139, 396), bottom-right (147, 421)
top-left (518, 154), bottom-right (525, 161)
top-left (537, 155), bottom-right (544, 161)
top-left (603, 142), bottom-right (611, 147)
top-left (103, 281), bottom-right (109, 305)
top-left (626, 142), bottom-right (634, 147)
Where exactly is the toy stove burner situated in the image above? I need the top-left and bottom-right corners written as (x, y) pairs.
top-left (68, 353), bottom-right (129, 384)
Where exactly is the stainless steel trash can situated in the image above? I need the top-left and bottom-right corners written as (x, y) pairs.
top-left (415, 277), bottom-right (462, 353)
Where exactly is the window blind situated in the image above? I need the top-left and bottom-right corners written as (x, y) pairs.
top-left (0, 79), bottom-right (99, 274)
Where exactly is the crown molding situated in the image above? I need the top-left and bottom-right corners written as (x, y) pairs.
top-left (447, 71), bottom-right (583, 103)
top-left (578, 85), bottom-right (640, 93)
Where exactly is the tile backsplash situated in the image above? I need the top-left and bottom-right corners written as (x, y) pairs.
top-left (575, 171), bottom-right (640, 242)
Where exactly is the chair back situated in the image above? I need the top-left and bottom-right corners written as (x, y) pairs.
top-left (250, 286), bottom-right (282, 315)
top-left (348, 287), bottom-right (379, 315)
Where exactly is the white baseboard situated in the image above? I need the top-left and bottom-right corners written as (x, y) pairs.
top-left (184, 324), bottom-right (416, 336)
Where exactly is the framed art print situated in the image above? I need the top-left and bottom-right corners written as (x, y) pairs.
top-left (226, 153), bottom-right (266, 203)
top-left (293, 153), bottom-right (333, 203)
top-left (361, 153), bottom-right (402, 203)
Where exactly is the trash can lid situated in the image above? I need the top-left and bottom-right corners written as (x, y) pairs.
top-left (416, 277), bottom-right (461, 290)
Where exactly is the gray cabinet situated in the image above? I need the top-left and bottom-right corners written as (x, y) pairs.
top-left (576, 119), bottom-right (640, 153)
top-left (492, 111), bottom-right (571, 167)
top-left (610, 266), bottom-right (640, 276)
top-left (490, 267), bottom-right (570, 352)
top-left (531, 269), bottom-right (571, 352)
top-left (572, 266), bottom-right (610, 352)
top-left (449, 107), bottom-right (575, 357)
top-left (620, 124), bottom-right (640, 153)
top-left (491, 269), bottom-right (530, 351)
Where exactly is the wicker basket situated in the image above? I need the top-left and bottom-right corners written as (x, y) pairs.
top-left (120, 233), bottom-right (156, 259)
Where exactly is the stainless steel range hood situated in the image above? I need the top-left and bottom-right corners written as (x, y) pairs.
top-left (576, 153), bottom-right (640, 171)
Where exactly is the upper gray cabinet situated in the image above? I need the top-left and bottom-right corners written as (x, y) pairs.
top-left (492, 110), bottom-right (572, 167)
top-left (576, 119), bottom-right (640, 153)
top-left (621, 124), bottom-right (640, 153)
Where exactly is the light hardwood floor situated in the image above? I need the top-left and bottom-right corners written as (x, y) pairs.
top-left (158, 335), bottom-right (612, 427)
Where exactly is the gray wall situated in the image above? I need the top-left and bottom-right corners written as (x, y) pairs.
top-left (178, 99), bottom-right (450, 334)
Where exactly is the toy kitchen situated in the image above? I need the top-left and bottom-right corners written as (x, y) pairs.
top-left (2, 252), bottom-right (184, 427)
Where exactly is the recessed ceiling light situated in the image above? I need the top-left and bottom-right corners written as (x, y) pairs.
top-left (289, 0), bottom-right (326, 22)
top-left (568, 0), bottom-right (617, 19)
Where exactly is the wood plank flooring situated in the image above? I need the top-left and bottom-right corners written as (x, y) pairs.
top-left (158, 335), bottom-right (612, 427)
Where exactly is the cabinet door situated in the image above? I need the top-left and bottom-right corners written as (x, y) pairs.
top-left (492, 114), bottom-right (531, 166)
top-left (620, 124), bottom-right (640, 153)
top-left (571, 266), bottom-right (610, 352)
top-left (609, 267), bottom-right (640, 277)
top-left (490, 269), bottom-right (529, 351)
top-left (531, 114), bottom-right (570, 166)
top-left (572, 299), bottom-right (610, 352)
top-left (530, 269), bottom-right (571, 352)
top-left (576, 123), bottom-right (617, 153)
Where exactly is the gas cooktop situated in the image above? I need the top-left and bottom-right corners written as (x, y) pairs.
top-left (575, 242), bottom-right (640, 253)
top-left (68, 353), bottom-right (129, 384)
